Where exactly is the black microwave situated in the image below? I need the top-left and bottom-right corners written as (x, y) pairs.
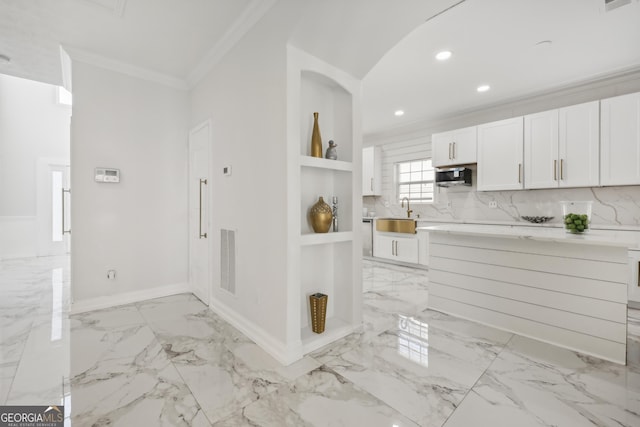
top-left (435, 167), bottom-right (472, 187)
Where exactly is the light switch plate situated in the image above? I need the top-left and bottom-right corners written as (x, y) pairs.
top-left (223, 166), bottom-right (232, 176)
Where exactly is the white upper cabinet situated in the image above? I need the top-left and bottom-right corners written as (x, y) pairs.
top-left (432, 126), bottom-right (477, 168)
top-left (524, 110), bottom-right (559, 189)
top-left (477, 117), bottom-right (524, 191)
top-left (559, 101), bottom-right (600, 188)
top-left (601, 91), bottom-right (640, 186)
top-left (524, 101), bottom-right (599, 189)
top-left (362, 146), bottom-right (382, 196)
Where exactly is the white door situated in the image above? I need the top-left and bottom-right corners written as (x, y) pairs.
top-left (37, 160), bottom-right (71, 256)
top-left (189, 121), bottom-right (211, 304)
top-left (450, 126), bottom-right (477, 165)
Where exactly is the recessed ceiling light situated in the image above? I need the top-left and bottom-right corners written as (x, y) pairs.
top-left (0, 54), bottom-right (10, 64)
top-left (534, 40), bottom-right (553, 48)
top-left (435, 50), bottom-right (452, 61)
top-left (394, 110), bottom-right (405, 116)
top-left (477, 85), bottom-right (491, 93)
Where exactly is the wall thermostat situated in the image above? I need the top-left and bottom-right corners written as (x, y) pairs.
top-left (95, 168), bottom-right (120, 183)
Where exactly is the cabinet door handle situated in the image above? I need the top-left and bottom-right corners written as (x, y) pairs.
top-left (448, 143), bottom-right (452, 159)
top-left (199, 178), bottom-right (208, 239)
top-left (394, 240), bottom-right (398, 256)
top-left (560, 159), bottom-right (564, 180)
top-left (452, 142), bottom-right (456, 159)
top-left (391, 240), bottom-right (395, 256)
top-left (637, 261), bottom-right (639, 287)
top-left (554, 160), bottom-right (557, 181)
top-left (370, 178), bottom-right (374, 191)
top-left (518, 163), bottom-right (522, 184)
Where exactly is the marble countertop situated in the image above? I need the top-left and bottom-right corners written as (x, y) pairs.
top-left (418, 223), bottom-right (640, 249)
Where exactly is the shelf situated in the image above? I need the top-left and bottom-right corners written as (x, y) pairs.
top-left (300, 155), bottom-right (353, 172)
top-left (301, 231), bottom-right (354, 246)
top-left (300, 317), bottom-right (356, 354)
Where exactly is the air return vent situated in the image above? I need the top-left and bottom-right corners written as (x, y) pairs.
top-left (605, 0), bottom-right (631, 11)
top-left (220, 229), bottom-right (236, 295)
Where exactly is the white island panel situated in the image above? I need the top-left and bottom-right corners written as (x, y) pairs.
top-left (427, 229), bottom-right (629, 364)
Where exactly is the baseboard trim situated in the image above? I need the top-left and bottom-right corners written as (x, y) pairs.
top-left (71, 282), bottom-right (190, 314)
top-left (208, 297), bottom-right (301, 366)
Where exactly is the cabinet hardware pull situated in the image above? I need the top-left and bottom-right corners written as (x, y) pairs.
top-left (448, 143), bottom-right (452, 159)
top-left (370, 178), bottom-right (374, 191)
top-left (62, 188), bottom-right (71, 235)
top-left (637, 261), bottom-right (639, 287)
top-left (560, 159), bottom-right (564, 180)
top-left (554, 160), bottom-right (557, 181)
top-left (199, 178), bottom-right (207, 239)
top-left (452, 142), bottom-right (456, 159)
top-left (391, 240), bottom-right (395, 256)
top-left (394, 240), bottom-right (398, 256)
top-left (518, 164), bottom-right (522, 184)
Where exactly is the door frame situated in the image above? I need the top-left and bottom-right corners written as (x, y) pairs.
top-left (188, 120), bottom-right (212, 305)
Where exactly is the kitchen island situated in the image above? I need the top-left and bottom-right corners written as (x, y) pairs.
top-left (420, 224), bottom-right (640, 364)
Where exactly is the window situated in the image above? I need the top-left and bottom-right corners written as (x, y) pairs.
top-left (396, 158), bottom-right (434, 203)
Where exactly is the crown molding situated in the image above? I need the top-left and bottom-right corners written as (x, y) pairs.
top-left (62, 45), bottom-right (188, 90)
top-left (186, 0), bottom-right (277, 88)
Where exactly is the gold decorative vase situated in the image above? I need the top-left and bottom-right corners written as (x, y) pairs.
top-left (309, 293), bottom-right (328, 334)
top-left (310, 196), bottom-right (332, 233)
top-left (311, 112), bottom-right (322, 158)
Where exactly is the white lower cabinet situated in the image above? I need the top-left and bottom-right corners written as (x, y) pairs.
top-left (630, 250), bottom-right (640, 307)
top-left (418, 230), bottom-right (429, 266)
top-left (374, 233), bottom-right (419, 264)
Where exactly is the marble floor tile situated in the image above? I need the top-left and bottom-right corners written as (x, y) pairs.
top-left (6, 318), bottom-right (70, 405)
top-left (444, 335), bottom-right (640, 427)
top-left (162, 333), bottom-right (319, 424)
top-left (0, 362), bottom-right (18, 404)
top-left (136, 293), bottom-right (209, 323)
top-left (324, 311), bottom-right (513, 426)
top-left (70, 321), bottom-right (205, 426)
top-left (5, 256), bottom-right (640, 426)
top-left (215, 367), bottom-right (419, 427)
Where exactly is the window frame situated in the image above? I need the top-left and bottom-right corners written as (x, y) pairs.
top-left (395, 158), bottom-right (435, 204)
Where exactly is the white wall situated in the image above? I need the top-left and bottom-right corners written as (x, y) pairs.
top-left (70, 61), bottom-right (189, 306)
top-left (0, 73), bottom-right (70, 259)
top-left (363, 71), bottom-right (640, 228)
top-left (189, 1), bottom-right (312, 352)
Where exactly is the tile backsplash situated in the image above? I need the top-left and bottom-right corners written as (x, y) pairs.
top-left (364, 167), bottom-right (640, 228)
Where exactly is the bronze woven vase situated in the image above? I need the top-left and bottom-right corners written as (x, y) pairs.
top-left (309, 293), bottom-right (328, 334)
top-left (311, 112), bottom-right (322, 158)
top-left (310, 197), bottom-right (332, 233)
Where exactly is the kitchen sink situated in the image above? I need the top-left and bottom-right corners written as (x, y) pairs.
top-left (375, 218), bottom-right (417, 234)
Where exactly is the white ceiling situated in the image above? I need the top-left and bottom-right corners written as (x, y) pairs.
top-left (362, 0), bottom-right (640, 136)
top-left (1, 0), bottom-right (639, 138)
top-left (0, 0), bottom-right (270, 86)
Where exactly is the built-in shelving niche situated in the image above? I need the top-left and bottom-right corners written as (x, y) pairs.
top-left (287, 44), bottom-right (362, 360)
top-left (299, 70), bottom-right (353, 162)
top-left (299, 241), bottom-right (354, 353)
top-left (296, 66), bottom-right (359, 353)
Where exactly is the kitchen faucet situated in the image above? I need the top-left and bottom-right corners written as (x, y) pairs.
top-left (401, 197), bottom-right (413, 218)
